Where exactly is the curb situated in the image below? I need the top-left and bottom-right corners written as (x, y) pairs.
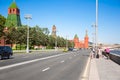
top-left (81, 55), bottom-right (91, 80)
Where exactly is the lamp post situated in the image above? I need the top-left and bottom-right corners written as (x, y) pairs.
top-left (55, 31), bottom-right (58, 51)
top-left (92, 33), bottom-right (95, 48)
top-left (24, 14), bottom-right (32, 53)
top-left (92, 23), bottom-right (97, 53)
top-left (92, 0), bottom-right (98, 53)
top-left (55, 36), bottom-right (57, 51)
top-left (96, 0), bottom-right (98, 49)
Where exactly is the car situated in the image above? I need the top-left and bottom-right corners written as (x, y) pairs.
top-left (68, 48), bottom-right (73, 51)
top-left (0, 46), bottom-right (13, 60)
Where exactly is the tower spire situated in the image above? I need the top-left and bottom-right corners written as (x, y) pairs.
top-left (85, 30), bottom-right (88, 37)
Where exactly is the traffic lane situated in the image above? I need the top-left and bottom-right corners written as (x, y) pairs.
top-left (0, 51), bottom-right (63, 67)
top-left (0, 51), bottom-right (80, 72)
top-left (0, 50), bottom-right (89, 80)
top-left (0, 51), bottom-right (78, 79)
top-left (38, 52), bottom-right (89, 80)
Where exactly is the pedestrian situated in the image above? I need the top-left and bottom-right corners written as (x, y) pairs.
top-left (98, 47), bottom-right (102, 58)
top-left (105, 48), bottom-right (110, 59)
top-left (90, 48), bottom-right (95, 59)
top-left (96, 48), bottom-right (99, 58)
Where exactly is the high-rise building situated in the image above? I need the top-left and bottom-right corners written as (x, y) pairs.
top-left (5, 1), bottom-right (21, 27)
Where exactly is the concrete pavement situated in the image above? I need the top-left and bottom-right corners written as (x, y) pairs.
top-left (89, 57), bottom-right (120, 80)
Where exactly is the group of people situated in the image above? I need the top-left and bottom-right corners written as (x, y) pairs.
top-left (90, 47), bottom-right (110, 59)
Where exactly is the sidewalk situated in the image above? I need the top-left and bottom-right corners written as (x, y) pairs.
top-left (89, 57), bottom-right (120, 80)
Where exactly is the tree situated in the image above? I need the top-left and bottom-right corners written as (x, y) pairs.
top-left (0, 14), bottom-right (6, 37)
top-left (42, 28), bottom-right (50, 35)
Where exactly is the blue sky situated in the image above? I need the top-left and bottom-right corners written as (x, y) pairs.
top-left (0, 0), bottom-right (120, 44)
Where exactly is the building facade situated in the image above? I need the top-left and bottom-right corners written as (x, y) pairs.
top-left (74, 30), bottom-right (89, 49)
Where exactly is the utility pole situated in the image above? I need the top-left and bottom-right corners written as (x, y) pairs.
top-left (24, 14), bottom-right (32, 53)
top-left (95, 0), bottom-right (98, 49)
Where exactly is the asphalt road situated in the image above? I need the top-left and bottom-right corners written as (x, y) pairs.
top-left (0, 50), bottom-right (90, 80)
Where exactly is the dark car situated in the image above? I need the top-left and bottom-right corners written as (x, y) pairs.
top-left (0, 46), bottom-right (13, 60)
top-left (68, 48), bottom-right (73, 51)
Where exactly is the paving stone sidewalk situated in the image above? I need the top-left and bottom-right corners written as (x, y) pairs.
top-left (89, 57), bottom-right (120, 80)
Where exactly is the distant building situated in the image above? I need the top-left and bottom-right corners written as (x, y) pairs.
top-left (51, 25), bottom-right (56, 37)
top-left (74, 30), bottom-right (89, 49)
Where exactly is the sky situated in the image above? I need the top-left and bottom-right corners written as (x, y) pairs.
top-left (0, 0), bottom-right (120, 44)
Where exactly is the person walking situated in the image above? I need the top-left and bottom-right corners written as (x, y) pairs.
top-left (90, 48), bottom-right (95, 59)
top-left (98, 48), bottom-right (102, 58)
top-left (96, 48), bottom-right (99, 58)
top-left (105, 48), bottom-right (110, 59)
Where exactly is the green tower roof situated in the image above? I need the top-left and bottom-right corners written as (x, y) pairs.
top-left (9, 2), bottom-right (18, 8)
top-left (74, 34), bottom-right (79, 38)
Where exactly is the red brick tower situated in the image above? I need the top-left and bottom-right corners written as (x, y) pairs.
top-left (51, 25), bottom-right (56, 37)
top-left (84, 30), bottom-right (89, 48)
top-left (5, 1), bottom-right (21, 27)
top-left (74, 34), bottom-right (79, 48)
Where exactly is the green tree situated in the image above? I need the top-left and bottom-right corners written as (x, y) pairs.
top-left (0, 14), bottom-right (6, 37)
top-left (42, 28), bottom-right (50, 35)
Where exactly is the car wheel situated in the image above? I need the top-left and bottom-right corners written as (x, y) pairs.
top-left (8, 54), bottom-right (12, 59)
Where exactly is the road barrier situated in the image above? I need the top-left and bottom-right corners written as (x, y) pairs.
top-left (102, 51), bottom-right (120, 65)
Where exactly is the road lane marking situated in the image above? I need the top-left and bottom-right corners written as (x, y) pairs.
top-left (60, 60), bottom-right (65, 63)
top-left (81, 56), bottom-right (91, 80)
top-left (0, 53), bottom-right (69, 70)
top-left (42, 67), bottom-right (50, 72)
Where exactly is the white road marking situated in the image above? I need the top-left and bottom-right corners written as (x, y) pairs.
top-left (80, 56), bottom-right (91, 80)
top-left (0, 53), bottom-right (69, 70)
top-left (42, 67), bottom-right (50, 72)
top-left (60, 60), bottom-right (65, 63)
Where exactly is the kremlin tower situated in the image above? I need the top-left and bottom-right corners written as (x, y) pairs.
top-left (5, 1), bottom-right (21, 27)
top-left (0, 1), bottom-right (21, 46)
top-left (73, 30), bottom-right (89, 49)
top-left (51, 25), bottom-right (56, 37)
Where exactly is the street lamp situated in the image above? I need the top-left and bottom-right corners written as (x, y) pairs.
top-left (24, 14), bottom-right (32, 53)
top-left (92, 0), bottom-right (98, 53)
top-left (55, 37), bottom-right (57, 51)
top-left (96, 0), bottom-right (98, 49)
top-left (92, 33), bottom-right (95, 48)
top-left (55, 31), bottom-right (58, 51)
top-left (94, 0), bottom-right (98, 53)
